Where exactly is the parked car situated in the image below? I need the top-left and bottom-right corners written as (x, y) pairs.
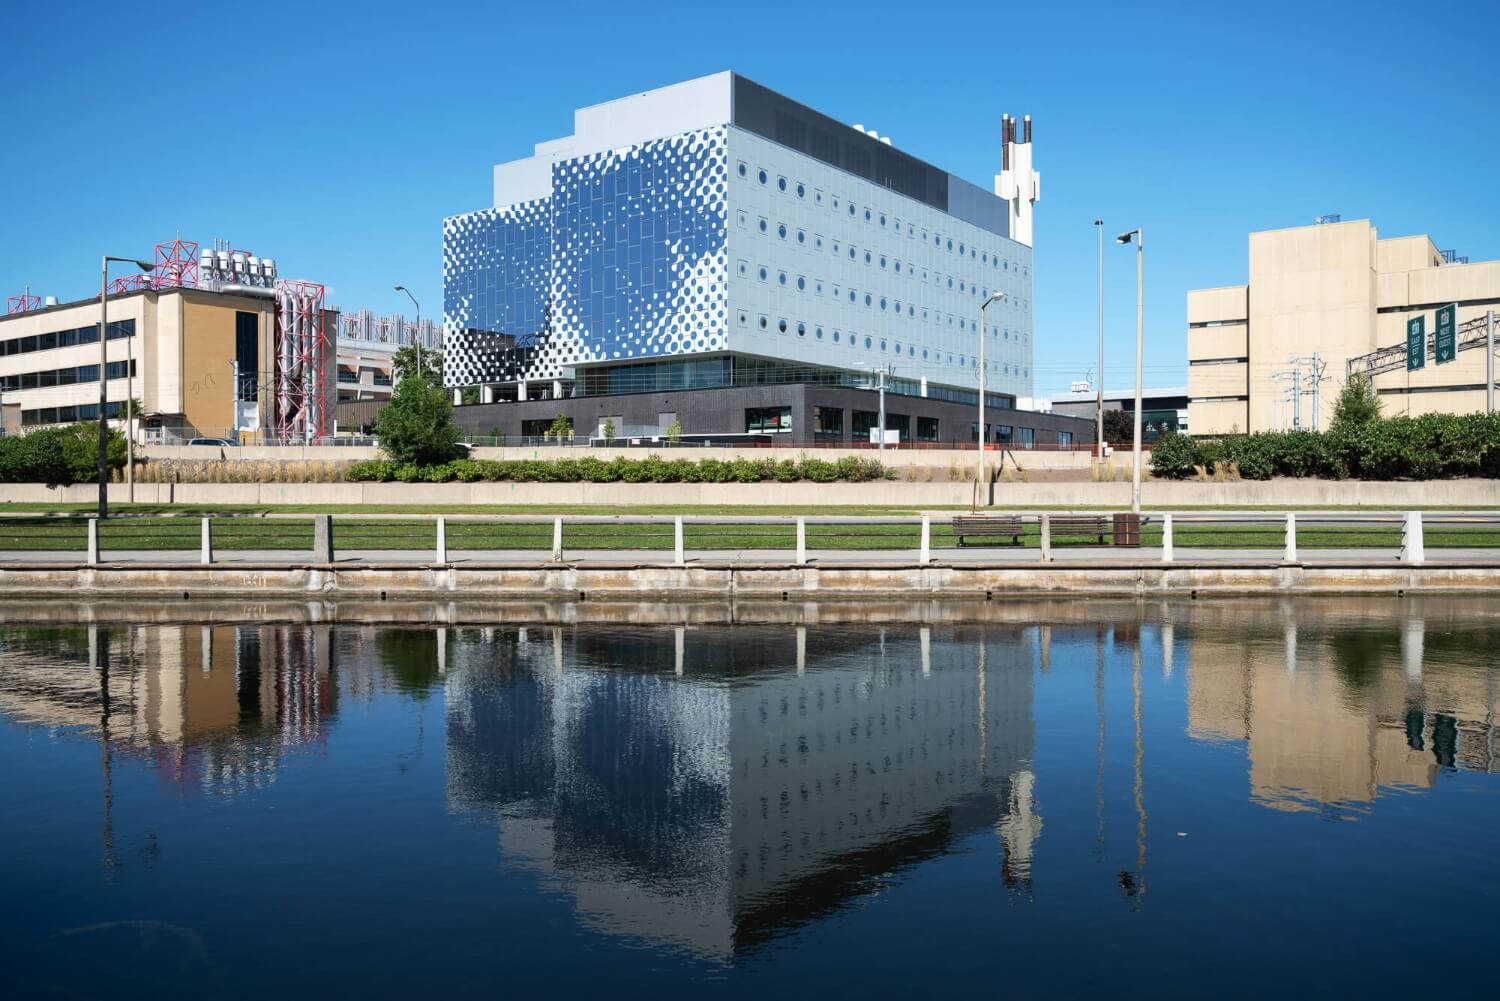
top-left (186, 437), bottom-right (235, 447)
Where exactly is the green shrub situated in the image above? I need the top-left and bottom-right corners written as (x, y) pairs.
top-left (1149, 432), bottom-right (1198, 479)
top-left (772, 459), bottom-right (800, 482)
top-left (800, 458), bottom-right (839, 483)
top-left (346, 459), bottom-right (396, 482)
top-left (422, 462), bottom-right (457, 483)
top-left (730, 457), bottom-right (767, 483)
top-left (697, 459), bottom-right (734, 483)
top-left (393, 463), bottom-right (423, 483)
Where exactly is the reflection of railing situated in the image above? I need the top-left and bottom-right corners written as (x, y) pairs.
top-left (4, 510), bottom-right (1486, 569)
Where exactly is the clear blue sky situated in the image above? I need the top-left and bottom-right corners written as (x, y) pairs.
top-left (3, 0), bottom-right (1496, 398)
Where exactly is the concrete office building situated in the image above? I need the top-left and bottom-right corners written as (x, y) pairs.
top-left (1043, 385), bottom-right (1188, 437)
top-left (0, 286), bottom-right (309, 441)
top-left (443, 72), bottom-right (1092, 447)
top-left (1188, 218), bottom-right (1500, 435)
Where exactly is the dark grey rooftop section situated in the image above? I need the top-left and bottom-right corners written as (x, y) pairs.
top-left (730, 74), bottom-right (1009, 240)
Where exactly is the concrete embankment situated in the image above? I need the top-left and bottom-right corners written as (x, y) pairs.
top-left (3, 559), bottom-right (1499, 598)
top-left (4, 478), bottom-right (1500, 507)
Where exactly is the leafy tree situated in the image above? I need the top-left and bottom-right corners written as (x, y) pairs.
top-left (665, 420), bottom-right (683, 444)
top-left (601, 418), bottom-right (616, 443)
top-left (460, 387), bottom-right (479, 406)
top-left (548, 412), bottom-right (572, 439)
top-left (1331, 372), bottom-right (1381, 428)
top-left (391, 345), bottom-right (443, 385)
top-left (373, 376), bottom-right (461, 466)
top-left (60, 422), bottom-right (127, 483)
top-left (1101, 408), bottom-right (1135, 444)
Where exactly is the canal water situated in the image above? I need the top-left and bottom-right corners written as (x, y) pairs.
top-left (2, 598), bottom-right (1497, 998)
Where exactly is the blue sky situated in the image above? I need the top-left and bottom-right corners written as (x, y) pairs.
top-left (2, 0), bottom-right (1496, 398)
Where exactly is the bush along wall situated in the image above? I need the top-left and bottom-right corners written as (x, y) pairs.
top-left (1150, 412), bottom-right (1500, 481)
top-left (345, 455), bottom-right (889, 484)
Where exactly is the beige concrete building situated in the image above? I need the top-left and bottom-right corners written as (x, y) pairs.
top-left (0, 287), bottom-right (336, 442)
top-left (1187, 218), bottom-right (1500, 435)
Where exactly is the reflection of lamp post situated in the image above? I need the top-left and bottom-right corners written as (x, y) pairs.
top-left (1115, 229), bottom-right (1144, 514)
top-left (98, 256), bottom-right (154, 519)
top-left (394, 285), bottom-right (421, 380)
top-left (978, 292), bottom-right (1007, 495)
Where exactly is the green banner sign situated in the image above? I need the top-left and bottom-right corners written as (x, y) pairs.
top-left (1435, 303), bottom-right (1457, 364)
top-left (1407, 315), bottom-right (1426, 371)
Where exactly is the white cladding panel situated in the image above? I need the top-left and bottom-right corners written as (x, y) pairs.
top-left (723, 127), bottom-right (1033, 396)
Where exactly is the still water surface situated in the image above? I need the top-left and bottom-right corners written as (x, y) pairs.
top-left (2, 600), bottom-right (1498, 998)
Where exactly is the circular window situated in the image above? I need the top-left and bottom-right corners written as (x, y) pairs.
top-left (758, 267), bottom-right (767, 280)
top-left (778, 319), bottom-right (787, 333)
top-left (879, 298), bottom-right (887, 310)
top-left (759, 219), bottom-right (767, 232)
top-left (759, 316), bottom-right (768, 329)
top-left (894, 261), bottom-right (901, 272)
top-left (947, 239), bottom-right (953, 251)
top-left (778, 272), bottom-right (787, 285)
top-left (864, 251), bottom-right (871, 264)
top-left (738, 163), bottom-right (747, 176)
top-left (777, 176), bottom-right (786, 191)
top-left (879, 338), bottom-right (887, 351)
top-left (816, 327), bottom-right (824, 340)
top-left (880, 214), bottom-right (886, 226)
top-left (922, 348), bottom-right (929, 359)
top-left (935, 234), bottom-right (941, 246)
top-left (797, 231), bottom-right (805, 244)
top-left (879, 256), bottom-right (886, 268)
top-left (797, 322), bottom-right (806, 336)
top-left (864, 208), bottom-right (871, 221)
top-left (948, 277), bottom-right (954, 288)
top-left (959, 244), bottom-right (965, 255)
top-left (777, 223), bottom-right (786, 238)
top-left (848, 247), bottom-right (855, 259)
top-left (833, 331), bottom-right (841, 343)
top-left (864, 336), bottom-right (873, 349)
top-left (849, 290), bottom-right (856, 302)
top-left (796, 276), bottom-right (805, 290)
top-left (849, 203), bottom-right (856, 216)
top-left (908, 345), bottom-right (915, 356)
top-left (864, 293), bottom-right (872, 306)
top-left (982, 252), bottom-right (988, 263)
top-left (960, 281), bottom-right (965, 292)
top-left (909, 305), bottom-right (915, 316)
top-left (816, 191), bottom-right (822, 203)
top-left (758, 169), bottom-right (767, 184)
top-left (796, 183), bottom-right (805, 197)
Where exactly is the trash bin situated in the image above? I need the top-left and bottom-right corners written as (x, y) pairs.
top-left (1113, 512), bottom-right (1141, 547)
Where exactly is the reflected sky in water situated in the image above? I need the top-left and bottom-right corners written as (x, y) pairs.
top-left (2, 600), bottom-right (1498, 998)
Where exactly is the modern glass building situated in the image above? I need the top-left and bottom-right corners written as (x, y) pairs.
top-left (442, 72), bottom-right (1064, 445)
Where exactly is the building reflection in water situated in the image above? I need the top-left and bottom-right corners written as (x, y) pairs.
top-left (443, 624), bottom-right (1042, 960)
top-left (1186, 603), bottom-right (1500, 815)
top-left (0, 624), bottom-right (339, 799)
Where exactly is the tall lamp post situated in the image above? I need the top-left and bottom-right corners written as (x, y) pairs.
top-left (98, 256), bottom-right (154, 519)
top-left (1094, 219), bottom-right (1105, 460)
top-left (394, 285), bottom-right (422, 380)
top-left (1115, 228), bottom-right (1144, 515)
top-left (977, 291), bottom-right (1007, 499)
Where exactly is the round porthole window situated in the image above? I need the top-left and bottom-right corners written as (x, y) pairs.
top-left (758, 169), bottom-right (767, 184)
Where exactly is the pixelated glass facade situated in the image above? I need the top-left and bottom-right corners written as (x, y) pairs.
top-left (443, 127), bottom-right (728, 388)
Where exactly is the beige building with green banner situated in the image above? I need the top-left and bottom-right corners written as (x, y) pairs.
top-left (1187, 218), bottom-right (1500, 436)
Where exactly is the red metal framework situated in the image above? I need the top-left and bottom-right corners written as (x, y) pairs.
top-left (152, 238), bottom-right (199, 290)
top-left (6, 292), bottom-right (41, 314)
top-left (273, 279), bottom-right (330, 441)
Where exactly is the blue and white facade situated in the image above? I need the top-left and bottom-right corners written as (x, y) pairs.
top-left (443, 72), bottom-right (1039, 406)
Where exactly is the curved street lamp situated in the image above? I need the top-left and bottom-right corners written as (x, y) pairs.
top-left (978, 291), bottom-right (1007, 499)
top-left (98, 255), bottom-right (153, 519)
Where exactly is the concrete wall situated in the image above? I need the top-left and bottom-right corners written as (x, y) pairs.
top-left (6, 478), bottom-right (1498, 508)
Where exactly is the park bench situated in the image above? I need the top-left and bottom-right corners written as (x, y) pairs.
top-left (1049, 514), bottom-right (1116, 545)
top-left (952, 515), bottom-right (1024, 547)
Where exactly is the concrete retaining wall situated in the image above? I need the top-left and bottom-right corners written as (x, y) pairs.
top-left (1, 560), bottom-right (1497, 598)
top-left (5, 478), bottom-right (1498, 508)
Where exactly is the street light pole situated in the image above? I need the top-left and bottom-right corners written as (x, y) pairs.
top-left (395, 285), bottom-right (421, 380)
top-left (978, 292), bottom-right (1007, 500)
top-left (1095, 219), bottom-right (1105, 460)
top-left (97, 256), bottom-right (153, 519)
top-left (1116, 228), bottom-right (1144, 515)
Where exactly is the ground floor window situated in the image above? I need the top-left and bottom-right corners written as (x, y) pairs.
top-left (853, 410), bottom-right (879, 438)
top-left (1017, 427), bottom-right (1034, 447)
top-left (996, 424), bottom-right (1014, 444)
top-left (885, 414), bottom-right (910, 441)
top-left (745, 406), bottom-right (792, 433)
top-left (814, 406), bottom-right (843, 435)
top-left (520, 419), bottom-right (552, 437)
top-left (917, 416), bottom-right (940, 442)
top-left (1058, 430), bottom-right (1073, 446)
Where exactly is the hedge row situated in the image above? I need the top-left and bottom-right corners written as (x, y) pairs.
top-left (346, 455), bottom-right (890, 484)
top-left (1151, 412), bottom-right (1500, 481)
top-left (0, 424), bottom-right (125, 486)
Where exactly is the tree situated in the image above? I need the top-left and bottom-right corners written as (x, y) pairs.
top-left (460, 387), bottom-right (479, 406)
top-left (372, 376), bottom-right (461, 465)
top-left (391, 344), bottom-right (443, 385)
top-left (1101, 408), bottom-right (1134, 444)
top-left (665, 420), bottom-right (682, 444)
top-left (1331, 372), bottom-right (1382, 428)
top-left (601, 418), bottom-right (616, 443)
top-left (60, 422), bottom-right (126, 483)
top-left (548, 412), bottom-right (572, 440)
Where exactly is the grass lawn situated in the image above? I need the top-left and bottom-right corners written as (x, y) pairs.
top-left (3, 512), bottom-right (1500, 553)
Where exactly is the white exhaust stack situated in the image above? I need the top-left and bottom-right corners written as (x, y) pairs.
top-left (995, 113), bottom-right (1040, 247)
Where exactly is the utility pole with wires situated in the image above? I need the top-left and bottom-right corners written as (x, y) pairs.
top-left (1287, 353), bottom-right (1326, 431)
